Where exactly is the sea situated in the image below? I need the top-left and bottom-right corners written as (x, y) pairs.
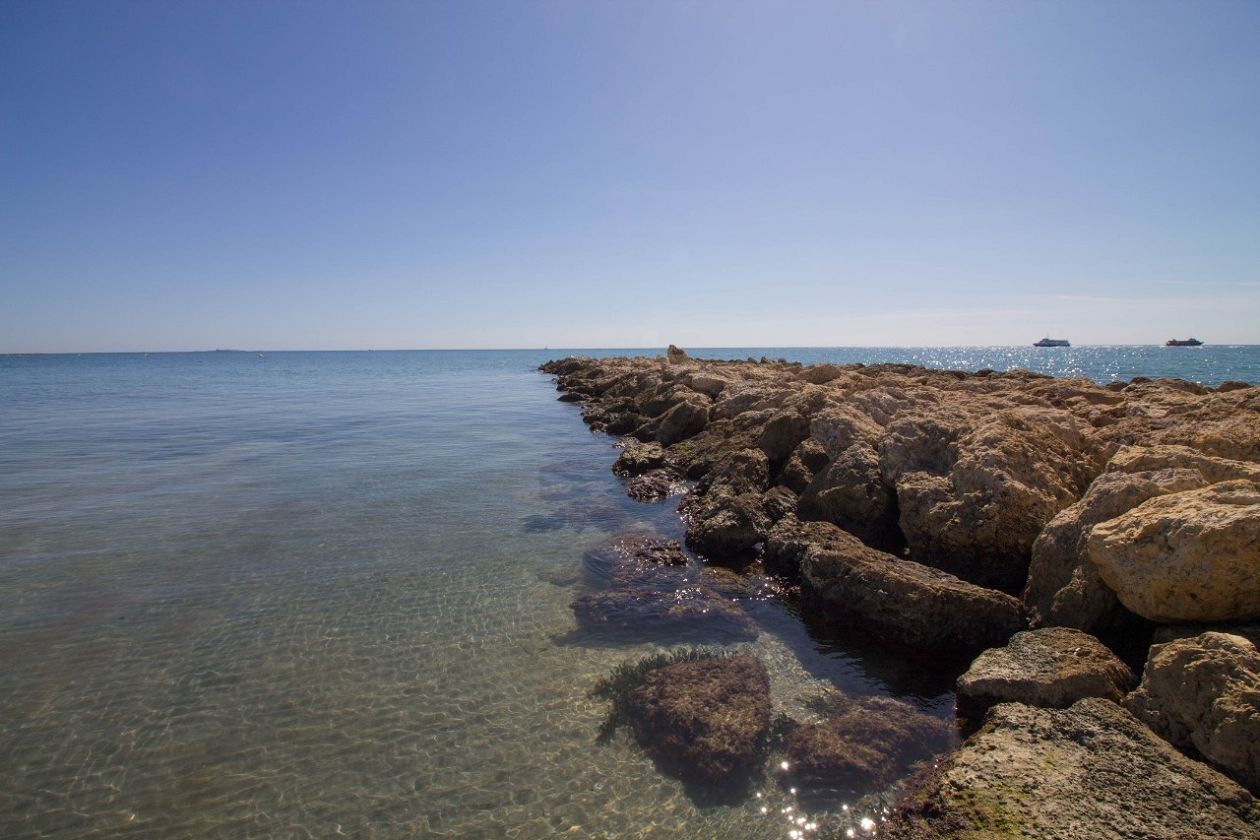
top-left (1, 346), bottom-right (1256, 839)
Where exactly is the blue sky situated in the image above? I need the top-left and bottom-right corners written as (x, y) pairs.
top-left (2, 1), bottom-right (1258, 351)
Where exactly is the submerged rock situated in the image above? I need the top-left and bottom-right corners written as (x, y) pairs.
top-left (628, 654), bottom-right (771, 782)
top-left (574, 534), bottom-right (758, 641)
top-left (570, 587), bottom-right (756, 641)
top-left (1088, 480), bottom-right (1260, 622)
top-left (582, 533), bottom-right (688, 587)
top-left (955, 627), bottom-right (1135, 721)
top-left (1124, 632), bottom-right (1260, 794)
top-left (883, 698), bottom-right (1260, 839)
top-left (785, 695), bottom-right (953, 793)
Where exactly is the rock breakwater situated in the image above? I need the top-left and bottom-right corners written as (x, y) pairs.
top-left (544, 350), bottom-right (1260, 835)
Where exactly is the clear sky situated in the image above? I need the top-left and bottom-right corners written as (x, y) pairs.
top-left (2, 1), bottom-right (1258, 352)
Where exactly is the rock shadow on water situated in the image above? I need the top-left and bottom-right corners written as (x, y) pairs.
top-left (758, 590), bottom-right (964, 701)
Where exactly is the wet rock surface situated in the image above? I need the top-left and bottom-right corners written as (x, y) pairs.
top-left (1124, 632), bottom-right (1260, 794)
top-left (955, 627), bottom-right (1135, 721)
top-left (572, 533), bottom-right (758, 641)
top-left (883, 698), bottom-right (1260, 840)
top-left (771, 516), bottom-right (1025, 661)
top-left (570, 588), bottom-right (757, 641)
top-left (627, 655), bottom-right (771, 783)
top-left (784, 695), bottom-right (953, 794)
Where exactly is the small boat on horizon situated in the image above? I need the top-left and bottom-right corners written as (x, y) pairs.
top-left (1034, 338), bottom-right (1071, 347)
top-left (1165, 338), bottom-right (1204, 347)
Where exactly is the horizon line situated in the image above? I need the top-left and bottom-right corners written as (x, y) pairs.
top-left (4, 343), bottom-right (1257, 356)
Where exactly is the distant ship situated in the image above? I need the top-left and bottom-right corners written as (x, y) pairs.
top-left (1165, 338), bottom-right (1204, 347)
top-left (1034, 338), bottom-right (1070, 347)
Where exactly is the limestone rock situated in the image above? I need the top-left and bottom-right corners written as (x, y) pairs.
top-left (625, 469), bottom-right (682, 502)
top-left (1023, 467), bottom-right (1209, 632)
top-left (785, 695), bottom-right (953, 792)
top-left (1105, 444), bottom-right (1260, 484)
top-left (757, 409), bottom-right (811, 462)
top-left (1124, 632), bottom-right (1260, 794)
top-left (797, 363), bottom-right (847, 385)
top-left (883, 698), bottom-right (1260, 839)
top-left (682, 490), bottom-right (773, 561)
top-left (771, 517), bottom-right (1024, 660)
top-left (612, 439), bottom-right (666, 476)
top-left (655, 397), bottom-right (710, 446)
top-left (629, 655), bottom-right (771, 782)
top-left (703, 447), bottom-right (770, 494)
top-left (1219, 381), bottom-right (1254, 393)
top-left (666, 344), bottom-right (689, 364)
top-left (1153, 623), bottom-right (1260, 649)
top-left (883, 407), bottom-right (1102, 592)
top-left (778, 437), bottom-right (830, 494)
top-left (955, 627), bottom-right (1135, 721)
top-left (681, 371), bottom-right (730, 399)
top-left (1088, 480), bottom-right (1260, 622)
top-left (798, 441), bottom-right (899, 548)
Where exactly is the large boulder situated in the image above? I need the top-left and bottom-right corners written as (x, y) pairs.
top-left (1022, 467), bottom-right (1209, 633)
top-left (882, 407), bottom-right (1101, 593)
top-left (1105, 444), bottom-right (1260, 484)
top-left (757, 409), bottom-right (811, 462)
top-left (777, 437), bottom-right (831, 494)
top-left (769, 517), bottom-right (1024, 661)
top-left (612, 439), bottom-right (666, 476)
top-left (785, 695), bottom-right (953, 793)
top-left (883, 698), bottom-right (1260, 839)
top-left (1088, 480), bottom-right (1260, 622)
top-left (703, 448), bottom-right (770, 494)
top-left (628, 655), bottom-right (771, 782)
top-left (955, 627), bottom-right (1135, 721)
top-left (655, 397), bottom-right (710, 446)
top-left (797, 441), bottom-right (900, 549)
top-left (682, 489), bottom-right (773, 561)
top-left (1124, 632), bottom-right (1260, 794)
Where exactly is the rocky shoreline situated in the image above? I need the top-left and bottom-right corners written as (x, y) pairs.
top-left (543, 348), bottom-right (1260, 838)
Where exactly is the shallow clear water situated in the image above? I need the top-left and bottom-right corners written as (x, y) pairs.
top-left (1, 347), bottom-right (1255, 839)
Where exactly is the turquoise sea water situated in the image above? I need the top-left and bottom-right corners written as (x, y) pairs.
top-left (1, 347), bottom-right (1256, 839)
